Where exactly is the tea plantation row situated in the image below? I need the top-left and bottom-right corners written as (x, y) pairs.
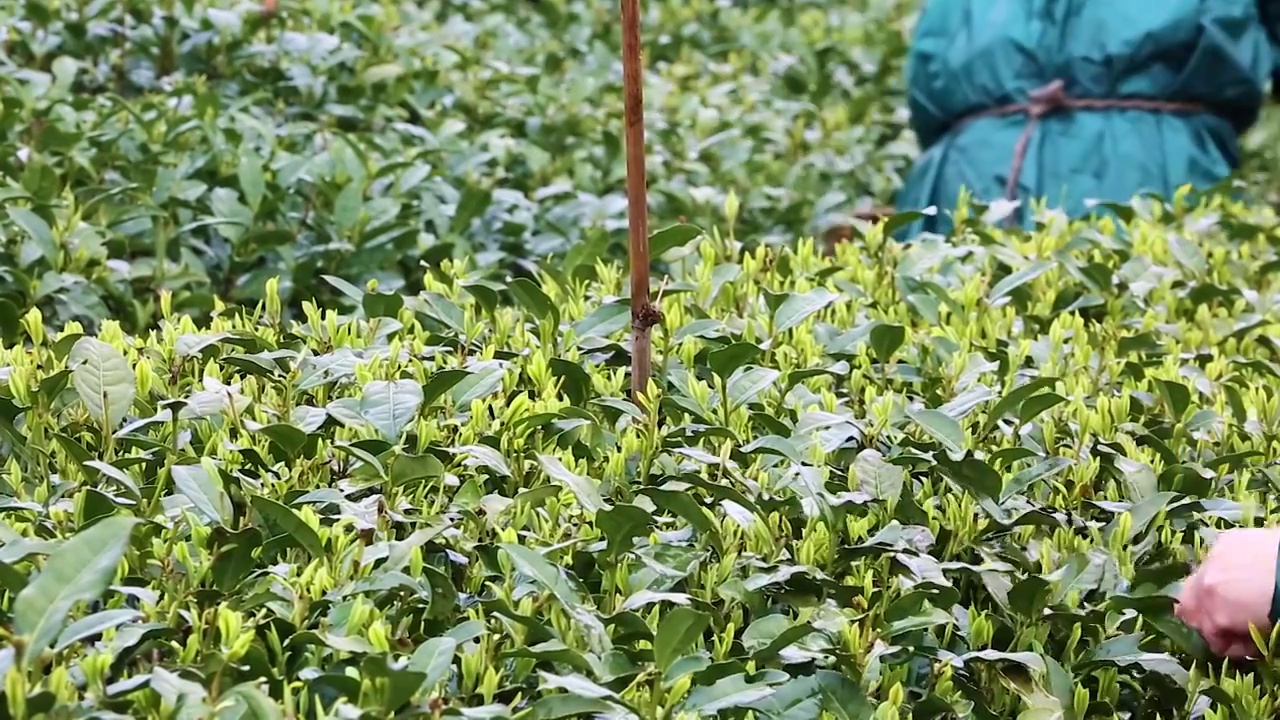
top-left (2, 199), bottom-right (1280, 717)
top-left (0, 0), bottom-right (914, 334)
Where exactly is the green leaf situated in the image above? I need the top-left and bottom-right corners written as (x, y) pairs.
top-left (259, 424), bottom-right (309, 460)
top-left (813, 670), bottom-right (875, 720)
top-left (773, 288), bottom-right (839, 333)
top-left (407, 637), bottom-right (457, 692)
top-left (321, 275), bottom-right (365, 303)
top-left (907, 407), bottom-right (966, 456)
top-left (210, 526), bottom-right (263, 593)
top-left (882, 208), bottom-right (936, 236)
top-left (654, 607), bottom-right (711, 672)
top-left (84, 461), bottom-right (142, 501)
top-left (362, 62), bottom-right (407, 84)
top-left (571, 302), bottom-right (630, 340)
top-left (725, 366), bottom-right (779, 409)
top-left (0, 298), bottom-right (20, 343)
top-left (54, 608), bottom-right (140, 651)
top-left (550, 359), bottom-right (593, 407)
top-left (537, 672), bottom-right (620, 700)
top-left (980, 377), bottom-right (1060, 436)
top-left (938, 456), bottom-right (1003, 500)
top-left (747, 620), bottom-right (818, 662)
top-left (69, 337), bottom-right (136, 430)
top-left (537, 455), bottom-right (607, 513)
top-left (1080, 633), bottom-right (1188, 684)
top-left (708, 342), bottom-right (762, 380)
top-left (250, 496), bottom-right (324, 558)
top-left (422, 369), bottom-right (471, 406)
top-left (509, 278), bottom-right (559, 326)
top-left (362, 291), bottom-right (404, 319)
top-left (419, 292), bottom-right (467, 334)
top-left (518, 695), bottom-right (621, 719)
top-left (13, 515), bottom-right (140, 666)
top-left (640, 488), bottom-right (721, 551)
top-left (237, 149), bottom-right (266, 213)
top-left (988, 260), bottom-right (1054, 303)
top-left (390, 453), bottom-right (446, 486)
top-left (221, 683), bottom-right (285, 720)
top-left (1115, 455), bottom-right (1158, 502)
top-left (1001, 457), bottom-right (1072, 501)
top-left (1168, 233), bottom-right (1206, 274)
top-left (499, 543), bottom-right (583, 609)
top-left (649, 223), bottom-right (703, 256)
top-left (869, 323), bottom-right (906, 363)
top-left (333, 441), bottom-right (389, 480)
top-left (450, 363), bottom-right (507, 405)
top-left (1157, 379), bottom-right (1192, 419)
top-left (172, 464), bottom-right (233, 526)
top-left (745, 671), bottom-right (873, 720)
top-left (360, 379), bottom-right (424, 442)
top-left (597, 504), bottom-right (654, 559)
top-left (333, 182), bottom-right (364, 234)
top-left (680, 673), bottom-right (777, 715)
top-left (1018, 392), bottom-right (1067, 425)
top-left (854, 449), bottom-right (905, 501)
top-left (453, 444), bottom-right (513, 478)
top-left (9, 207), bottom-right (57, 265)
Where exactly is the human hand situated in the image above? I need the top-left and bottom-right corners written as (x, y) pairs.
top-left (1175, 527), bottom-right (1280, 657)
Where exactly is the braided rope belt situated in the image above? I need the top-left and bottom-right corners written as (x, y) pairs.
top-left (824, 79), bottom-right (1211, 251)
top-left (957, 79), bottom-right (1211, 207)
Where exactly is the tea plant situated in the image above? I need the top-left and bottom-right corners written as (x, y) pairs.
top-left (3, 193), bottom-right (1280, 717)
top-left (0, 0), bottom-right (915, 334)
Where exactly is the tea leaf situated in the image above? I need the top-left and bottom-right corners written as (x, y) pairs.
top-left (774, 288), bottom-right (839, 333)
top-left (907, 407), bottom-right (966, 456)
top-left (13, 516), bottom-right (140, 666)
top-left (537, 455), bottom-right (606, 513)
top-left (854, 449), bottom-right (905, 501)
top-left (654, 607), bottom-right (711, 672)
top-left (360, 379), bottom-right (424, 442)
top-left (69, 338), bottom-right (136, 430)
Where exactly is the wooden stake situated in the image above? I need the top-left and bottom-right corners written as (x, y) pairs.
top-left (621, 0), bottom-right (660, 404)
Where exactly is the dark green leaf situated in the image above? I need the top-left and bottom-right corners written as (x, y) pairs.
top-left (654, 607), bottom-right (711, 672)
top-left (869, 323), bottom-right (906, 363)
top-left (250, 496), bottom-right (324, 558)
top-left (509, 278), bottom-right (559, 325)
top-left (854, 449), bottom-right (905, 501)
top-left (708, 342), bottom-right (762, 380)
top-left (649, 223), bottom-right (704, 256)
top-left (1017, 392), bottom-right (1067, 425)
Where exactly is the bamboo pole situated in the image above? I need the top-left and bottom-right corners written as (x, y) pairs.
top-left (621, 0), bottom-right (660, 404)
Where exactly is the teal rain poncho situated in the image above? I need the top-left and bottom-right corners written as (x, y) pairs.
top-left (895, 0), bottom-right (1280, 236)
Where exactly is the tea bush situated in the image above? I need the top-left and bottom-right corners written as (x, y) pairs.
top-left (5, 195), bottom-right (1280, 718)
top-left (10, 0), bottom-right (1280, 718)
top-left (0, 0), bottom-right (914, 334)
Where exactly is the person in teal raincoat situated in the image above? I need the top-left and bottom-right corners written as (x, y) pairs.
top-left (894, 0), bottom-right (1280, 237)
